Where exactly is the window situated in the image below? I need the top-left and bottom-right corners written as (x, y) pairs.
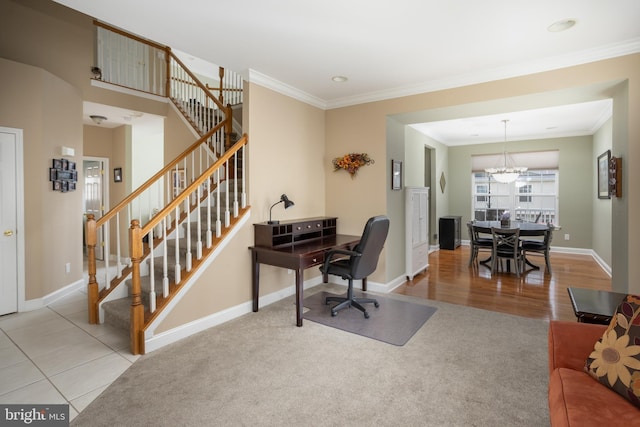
top-left (471, 170), bottom-right (559, 225)
top-left (519, 184), bottom-right (532, 203)
top-left (476, 184), bottom-right (488, 202)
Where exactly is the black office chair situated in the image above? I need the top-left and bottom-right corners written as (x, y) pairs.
top-left (320, 215), bottom-right (390, 318)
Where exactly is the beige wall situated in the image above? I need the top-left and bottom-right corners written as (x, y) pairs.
top-left (156, 82), bottom-right (327, 331)
top-left (0, 58), bottom-right (84, 299)
top-left (326, 55), bottom-right (639, 294)
top-left (1, 0), bottom-right (168, 119)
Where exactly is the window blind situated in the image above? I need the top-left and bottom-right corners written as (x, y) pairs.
top-left (471, 150), bottom-right (559, 172)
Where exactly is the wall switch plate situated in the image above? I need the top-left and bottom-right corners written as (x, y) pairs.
top-left (564, 234), bottom-right (570, 241)
top-left (65, 262), bottom-right (71, 273)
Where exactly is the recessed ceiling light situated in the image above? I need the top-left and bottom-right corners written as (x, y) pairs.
top-left (331, 76), bottom-right (348, 83)
top-left (547, 19), bottom-right (576, 32)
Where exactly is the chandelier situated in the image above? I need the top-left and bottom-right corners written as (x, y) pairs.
top-left (485, 119), bottom-right (527, 183)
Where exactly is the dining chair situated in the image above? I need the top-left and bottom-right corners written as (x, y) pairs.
top-left (521, 224), bottom-right (553, 274)
top-left (490, 227), bottom-right (522, 277)
top-left (467, 222), bottom-right (492, 267)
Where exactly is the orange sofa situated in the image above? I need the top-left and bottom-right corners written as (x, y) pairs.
top-left (548, 321), bottom-right (640, 426)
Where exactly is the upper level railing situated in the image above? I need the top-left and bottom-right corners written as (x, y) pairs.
top-left (94, 20), bottom-right (243, 147)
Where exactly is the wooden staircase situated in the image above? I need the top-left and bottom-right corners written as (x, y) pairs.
top-left (102, 192), bottom-right (238, 333)
top-left (86, 22), bottom-right (248, 355)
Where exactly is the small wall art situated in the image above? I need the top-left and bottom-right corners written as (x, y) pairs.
top-left (597, 150), bottom-right (612, 199)
top-left (49, 158), bottom-right (77, 192)
top-left (114, 167), bottom-right (122, 182)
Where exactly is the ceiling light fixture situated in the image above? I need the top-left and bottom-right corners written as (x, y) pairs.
top-left (90, 115), bottom-right (107, 125)
top-left (331, 76), bottom-right (348, 82)
top-left (484, 120), bottom-right (527, 183)
top-left (547, 19), bottom-right (576, 32)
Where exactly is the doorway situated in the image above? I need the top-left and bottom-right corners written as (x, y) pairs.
top-left (0, 127), bottom-right (25, 316)
top-left (83, 157), bottom-right (109, 261)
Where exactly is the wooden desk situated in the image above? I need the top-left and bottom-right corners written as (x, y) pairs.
top-left (249, 217), bottom-right (359, 326)
top-left (567, 287), bottom-right (627, 325)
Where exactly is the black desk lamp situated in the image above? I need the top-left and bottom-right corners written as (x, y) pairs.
top-left (268, 194), bottom-right (294, 224)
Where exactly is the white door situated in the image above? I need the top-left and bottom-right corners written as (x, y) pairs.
top-left (0, 128), bottom-right (21, 315)
top-left (83, 159), bottom-right (106, 260)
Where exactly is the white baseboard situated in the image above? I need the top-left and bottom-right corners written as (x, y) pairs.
top-left (22, 278), bottom-right (85, 312)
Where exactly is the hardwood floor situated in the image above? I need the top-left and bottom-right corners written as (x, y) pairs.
top-left (392, 245), bottom-right (612, 322)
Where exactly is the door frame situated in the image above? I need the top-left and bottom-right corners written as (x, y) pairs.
top-left (0, 126), bottom-right (26, 312)
top-left (82, 156), bottom-right (110, 260)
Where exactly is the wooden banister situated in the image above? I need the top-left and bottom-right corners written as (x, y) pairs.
top-left (87, 20), bottom-right (246, 354)
top-left (95, 124), bottom-right (221, 229)
top-left (141, 134), bottom-right (247, 235)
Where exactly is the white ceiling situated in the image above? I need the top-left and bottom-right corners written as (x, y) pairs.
top-left (82, 102), bottom-right (164, 130)
top-left (60, 0), bottom-right (638, 141)
top-left (411, 99), bottom-right (613, 146)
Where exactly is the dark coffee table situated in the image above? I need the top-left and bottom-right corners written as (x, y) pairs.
top-left (567, 287), bottom-right (627, 325)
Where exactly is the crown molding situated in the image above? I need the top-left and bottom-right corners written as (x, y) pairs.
top-left (324, 38), bottom-right (640, 110)
top-left (246, 38), bottom-right (640, 111)
top-left (247, 69), bottom-right (327, 109)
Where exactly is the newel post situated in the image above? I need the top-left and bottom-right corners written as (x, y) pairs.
top-left (86, 214), bottom-right (99, 324)
top-left (129, 220), bottom-right (145, 355)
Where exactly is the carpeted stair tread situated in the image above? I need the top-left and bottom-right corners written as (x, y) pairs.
top-left (102, 298), bottom-right (131, 332)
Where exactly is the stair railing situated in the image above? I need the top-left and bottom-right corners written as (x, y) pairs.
top-left (88, 20), bottom-right (248, 354)
top-left (87, 134), bottom-right (247, 354)
top-left (86, 125), bottom-right (224, 319)
top-left (94, 20), bottom-right (244, 152)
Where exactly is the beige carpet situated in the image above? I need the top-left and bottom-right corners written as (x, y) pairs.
top-left (71, 284), bottom-right (550, 426)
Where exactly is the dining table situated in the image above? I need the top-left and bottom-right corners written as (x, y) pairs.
top-left (471, 220), bottom-right (551, 271)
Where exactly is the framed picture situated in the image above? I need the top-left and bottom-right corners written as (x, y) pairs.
top-left (114, 167), bottom-right (122, 183)
top-left (597, 150), bottom-right (610, 199)
top-left (68, 161), bottom-right (76, 170)
top-left (49, 168), bottom-right (58, 181)
top-left (172, 169), bottom-right (186, 196)
top-left (52, 180), bottom-right (61, 191)
top-left (52, 158), bottom-right (62, 169)
top-left (391, 160), bottom-right (402, 190)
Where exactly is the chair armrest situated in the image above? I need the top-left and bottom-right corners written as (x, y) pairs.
top-left (321, 249), bottom-right (360, 274)
top-left (548, 320), bottom-right (607, 373)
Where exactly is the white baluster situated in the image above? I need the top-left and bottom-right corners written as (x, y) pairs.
top-left (149, 228), bottom-right (156, 313)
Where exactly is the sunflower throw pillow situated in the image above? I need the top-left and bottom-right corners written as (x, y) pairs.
top-left (585, 294), bottom-right (640, 407)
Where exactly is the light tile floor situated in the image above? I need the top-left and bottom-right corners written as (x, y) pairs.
top-left (0, 288), bottom-right (138, 421)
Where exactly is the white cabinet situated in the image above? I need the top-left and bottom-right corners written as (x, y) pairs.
top-left (405, 187), bottom-right (429, 280)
